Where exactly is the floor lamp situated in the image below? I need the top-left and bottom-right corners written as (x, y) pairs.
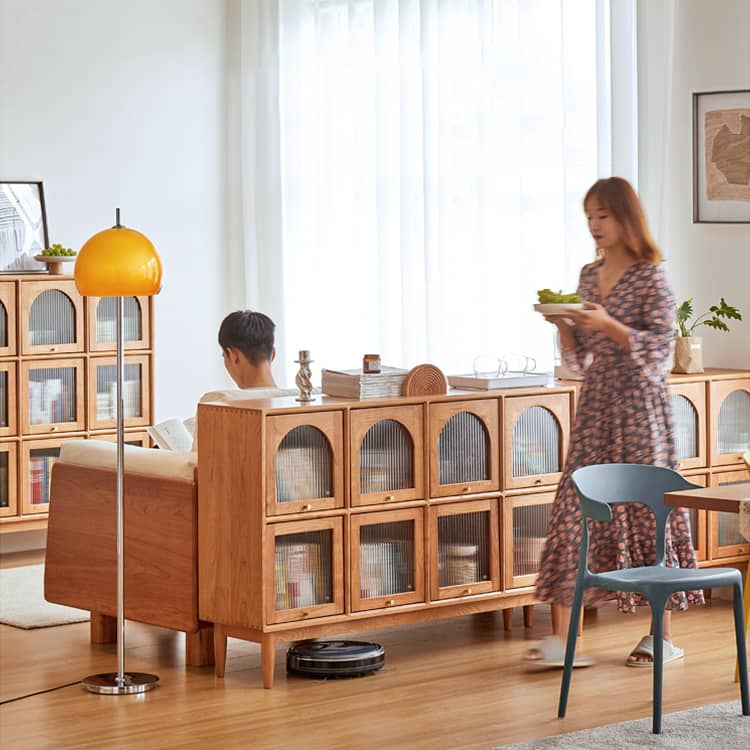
top-left (74, 208), bottom-right (163, 694)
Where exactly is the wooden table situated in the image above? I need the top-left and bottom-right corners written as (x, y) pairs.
top-left (665, 481), bottom-right (750, 681)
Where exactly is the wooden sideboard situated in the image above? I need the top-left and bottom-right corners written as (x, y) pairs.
top-left (197, 369), bottom-right (750, 687)
top-left (0, 274), bottom-right (154, 533)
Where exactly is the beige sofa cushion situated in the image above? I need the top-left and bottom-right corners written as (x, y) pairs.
top-left (58, 440), bottom-right (197, 482)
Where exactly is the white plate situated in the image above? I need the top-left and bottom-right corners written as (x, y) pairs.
top-left (34, 254), bottom-right (76, 263)
top-left (534, 303), bottom-right (584, 315)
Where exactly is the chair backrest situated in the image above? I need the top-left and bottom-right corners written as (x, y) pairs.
top-left (571, 463), bottom-right (700, 566)
top-left (743, 451), bottom-right (750, 472)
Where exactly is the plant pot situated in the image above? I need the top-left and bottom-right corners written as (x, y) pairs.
top-left (672, 336), bottom-right (703, 374)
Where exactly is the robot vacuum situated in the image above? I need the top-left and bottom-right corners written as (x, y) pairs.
top-left (286, 639), bottom-right (385, 679)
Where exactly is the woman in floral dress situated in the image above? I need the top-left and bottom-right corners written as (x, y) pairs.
top-left (525, 177), bottom-right (702, 667)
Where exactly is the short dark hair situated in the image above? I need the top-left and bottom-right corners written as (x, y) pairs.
top-left (218, 310), bottom-right (275, 366)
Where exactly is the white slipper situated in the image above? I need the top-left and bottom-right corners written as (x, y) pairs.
top-left (523, 635), bottom-right (593, 668)
top-left (626, 634), bottom-right (684, 668)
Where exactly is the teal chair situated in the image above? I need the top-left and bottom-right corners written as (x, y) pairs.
top-left (558, 463), bottom-right (749, 734)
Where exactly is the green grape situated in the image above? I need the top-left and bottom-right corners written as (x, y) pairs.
top-left (537, 288), bottom-right (582, 304)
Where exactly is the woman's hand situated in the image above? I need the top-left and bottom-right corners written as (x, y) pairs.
top-left (566, 302), bottom-right (611, 332)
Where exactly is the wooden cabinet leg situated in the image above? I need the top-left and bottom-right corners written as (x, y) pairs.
top-left (261, 635), bottom-right (276, 689)
top-left (214, 624), bottom-right (227, 678)
top-left (185, 623), bottom-right (215, 667)
top-left (90, 613), bottom-right (116, 644)
top-left (523, 604), bottom-right (534, 629)
top-left (502, 608), bottom-right (513, 631)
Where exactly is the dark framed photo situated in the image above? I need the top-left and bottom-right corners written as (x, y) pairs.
top-left (0, 181), bottom-right (50, 272)
top-left (692, 90), bottom-right (750, 223)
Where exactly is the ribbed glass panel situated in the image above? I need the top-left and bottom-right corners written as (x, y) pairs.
top-left (274, 530), bottom-right (333, 610)
top-left (671, 394), bottom-right (698, 460)
top-left (29, 290), bottom-right (75, 346)
top-left (360, 419), bottom-right (414, 494)
top-left (717, 477), bottom-right (748, 546)
top-left (0, 301), bottom-right (6, 347)
top-left (438, 412), bottom-right (489, 485)
top-left (95, 364), bottom-right (142, 420)
top-left (96, 297), bottom-right (142, 343)
top-left (437, 511), bottom-right (490, 587)
top-left (275, 426), bottom-right (332, 502)
top-left (717, 390), bottom-right (750, 454)
top-left (0, 450), bottom-right (8, 507)
top-left (512, 406), bottom-right (560, 477)
top-left (28, 366), bottom-right (76, 424)
top-left (0, 370), bottom-right (7, 427)
top-left (359, 520), bottom-right (414, 598)
top-left (513, 503), bottom-right (551, 577)
top-left (29, 446), bottom-right (60, 506)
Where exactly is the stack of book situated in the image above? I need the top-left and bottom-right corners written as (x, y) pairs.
top-left (321, 367), bottom-right (408, 399)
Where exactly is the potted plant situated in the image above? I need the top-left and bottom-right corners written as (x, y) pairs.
top-left (673, 298), bottom-right (742, 373)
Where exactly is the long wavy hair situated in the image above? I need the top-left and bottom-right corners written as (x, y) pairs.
top-left (584, 177), bottom-right (663, 264)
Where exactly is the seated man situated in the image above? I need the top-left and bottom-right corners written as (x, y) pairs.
top-left (192, 310), bottom-right (297, 449)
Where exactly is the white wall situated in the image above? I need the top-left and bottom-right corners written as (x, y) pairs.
top-left (0, 0), bottom-right (233, 422)
top-left (638, 0), bottom-right (750, 368)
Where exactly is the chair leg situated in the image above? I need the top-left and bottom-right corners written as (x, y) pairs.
top-left (650, 602), bottom-right (666, 735)
top-left (558, 586), bottom-right (585, 719)
top-left (732, 582), bottom-right (750, 716)
top-left (736, 564), bottom-right (750, 683)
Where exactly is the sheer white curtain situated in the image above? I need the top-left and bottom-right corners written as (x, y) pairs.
top-left (236, 0), bottom-right (634, 384)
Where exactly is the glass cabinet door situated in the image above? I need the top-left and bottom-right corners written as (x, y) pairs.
top-left (20, 438), bottom-right (77, 515)
top-left (669, 381), bottom-right (707, 470)
top-left (19, 280), bottom-right (84, 355)
top-left (87, 355), bottom-right (151, 430)
top-left (0, 282), bottom-right (16, 356)
top-left (709, 469), bottom-right (750, 560)
top-left (95, 430), bottom-right (152, 448)
top-left (429, 399), bottom-right (499, 498)
top-left (503, 491), bottom-right (554, 589)
top-left (0, 442), bottom-right (18, 517)
top-left (429, 498), bottom-right (500, 600)
top-left (350, 508), bottom-right (425, 611)
top-left (682, 470), bottom-right (708, 562)
top-left (0, 362), bottom-right (17, 438)
top-left (265, 411), bottom-right (344, 516)
top-left (265, 518), bottom-right (344, 624)
top-left (710, 379), bottom-right (750, 467)
top-left (87, 296), bottom-right (151, 352)
top-left (504, 393), bottom-right (571, 490)
top-left (350, 405), bottom-right (424, 507)
top-left (20, 359), bottom-right (85, 435)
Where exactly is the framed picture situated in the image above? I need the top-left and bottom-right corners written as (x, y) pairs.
top-left (0, 181), bottom-right (49, 272)
top-left (692, 90), bottom-right (750, 223)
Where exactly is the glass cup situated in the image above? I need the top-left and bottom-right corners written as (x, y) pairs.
top-left (502, 354), bottom-right (537, 373)
top-left (472, 355), bottom-right (509, 378)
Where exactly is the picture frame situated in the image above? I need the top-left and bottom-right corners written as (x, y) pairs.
top-left (692, 90), bottom-right (750, 223)
top-left (0, 181), bottom-right (50, 272)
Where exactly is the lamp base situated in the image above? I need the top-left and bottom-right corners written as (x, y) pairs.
top-left (83, 672), bottom-right (159, 695)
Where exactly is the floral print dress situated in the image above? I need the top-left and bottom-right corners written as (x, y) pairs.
top-left (534, 261), bottom-right (703, 612)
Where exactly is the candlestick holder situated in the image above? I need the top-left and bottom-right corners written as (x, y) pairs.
top-left (295, 350), bottom-right (315, 402)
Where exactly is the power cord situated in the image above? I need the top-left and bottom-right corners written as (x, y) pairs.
top-left (0, 680), bottom-right (82, 705)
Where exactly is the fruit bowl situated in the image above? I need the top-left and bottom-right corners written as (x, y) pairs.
top-left (34, 254), bottom-right (77, 275)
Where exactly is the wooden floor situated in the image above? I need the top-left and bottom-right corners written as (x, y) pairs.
top-left (1, 550), bottom-right (747, 750)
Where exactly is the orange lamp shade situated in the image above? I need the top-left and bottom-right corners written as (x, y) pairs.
top-left (75, 225), bottom-right (162, 296)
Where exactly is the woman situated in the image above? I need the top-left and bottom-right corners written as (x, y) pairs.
top-left (525, 177), bottom-right (702, 668)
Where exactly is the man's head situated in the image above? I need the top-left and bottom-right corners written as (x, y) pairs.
top-left (218, 310), bottom-right (276, 388)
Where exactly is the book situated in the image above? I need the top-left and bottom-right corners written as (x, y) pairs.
top-left (146, 417), bottom-right (195, 452)
top-left (447, 372), bottom-right (552, 390)
top-left (321, 367), bottom-right (409, 399)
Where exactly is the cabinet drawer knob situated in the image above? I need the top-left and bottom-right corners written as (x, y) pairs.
top-left (386, 599), bottom-right (396, 606)
top-left (301, 611), bottom-right (310, 618)
top-left (385, 495), bottom-right (395, 502)
top-left (49, 425), bottom-right (58, 432)
top-left (463, 486), bottom-right (472, 493)
top-left (302, 503), bottom-right (312, 511)
top-left (534, 478), bottom-right (542, 485)
top-left (463, 588), bottom-right (473, 595)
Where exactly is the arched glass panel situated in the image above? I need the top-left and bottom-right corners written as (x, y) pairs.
top-left (671, 394), bottom-right (698, 459)
top-left (512, 406), bottom-right (560, 477)
top-left (96, 297), bottom-right (142, 343)
top-left (275, 425), bottom-right (333, 502)
top-left (438, 412), bottom-right (489, 485)
top-left (29, 290), bottom-right (75, 346)
top-left (360, 419), bottom-right (414, 493)
top-left (717, 390), bottom-right (750, 454)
